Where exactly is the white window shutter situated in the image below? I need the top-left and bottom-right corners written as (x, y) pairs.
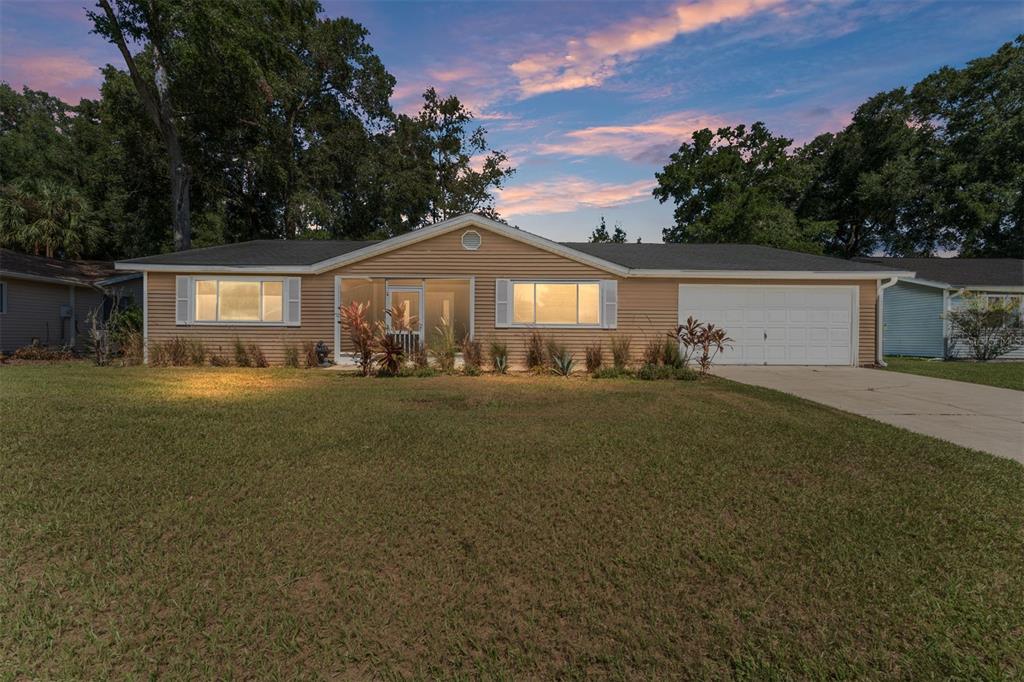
top-left (494, 278), bottom-right (511, 328)
top-left (601, 280), bottom-right (618, 329)
top-left (285, 277), bottom-right (301, 325)
top-left (175, 276), bottom-right (191, 325)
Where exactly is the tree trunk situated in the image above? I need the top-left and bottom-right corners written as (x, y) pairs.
top-left (97, 0), bottom-right (192, 251)
top-left (168, 144), bottom-right (192, 251)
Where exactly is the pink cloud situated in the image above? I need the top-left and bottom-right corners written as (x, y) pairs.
top-left (510, 0), bottom-right (787, 97)
top-left (2, 53), bottom-right (101, 103)
top-left (536, 111), bottom-right (728, 163)
top-left (497, 177), bottom-right (655, 216)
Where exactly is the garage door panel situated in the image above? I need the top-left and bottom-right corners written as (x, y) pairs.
top-left (679, 285), bottom-right (854, 366)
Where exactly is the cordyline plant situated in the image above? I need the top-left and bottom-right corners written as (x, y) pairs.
top-left (944, 292), bottom-right (1022, 361)
top-left (339, 301), bottom-right (375, 376)
top-left (670, 316), bottom-right (733, 376)
top-left (375, 304), bottom-right (411, 375)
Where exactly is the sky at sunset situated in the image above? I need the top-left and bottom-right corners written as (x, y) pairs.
top-left (1, 0), bottom-right (1020, 242)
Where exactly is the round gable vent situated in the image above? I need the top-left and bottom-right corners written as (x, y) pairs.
top-left (461, 230), bottom-right (482, 251)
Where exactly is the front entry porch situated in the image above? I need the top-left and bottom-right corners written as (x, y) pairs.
top-left (334, 276), bottom-right (474, 362)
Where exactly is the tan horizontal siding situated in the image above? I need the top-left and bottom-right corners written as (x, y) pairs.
top-left (145, 227), bottom-right (879, 366)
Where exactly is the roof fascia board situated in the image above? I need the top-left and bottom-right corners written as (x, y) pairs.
top-left (307, 214), bottom-right (630, 276)
top-left (114, 262), bottom-right (314, 274)
top-left (625, 269), bottom-right (916, 280)
top-left (0, 270), bottom-right (96, 287)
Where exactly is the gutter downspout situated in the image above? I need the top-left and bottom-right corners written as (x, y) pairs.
top-left (876, 277), bottom-right (899, 366)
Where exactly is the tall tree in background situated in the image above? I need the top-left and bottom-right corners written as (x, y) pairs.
top-left (654, 123), bottom-right (830, 252)
top-left (414, 88), bottom-right (515, 223)
top-left (799, 89), bottom-right (943, 257)
top-left (0, 179), bottom-right (100, 257)
top-left (589, 216), bottom-right (627, 243)
top-left (88, 0), bottom-right (318, 251)
top-left (912, 36), bottom-right (1023, 257)
top-left (655, 36), bottom-right (1022, 257)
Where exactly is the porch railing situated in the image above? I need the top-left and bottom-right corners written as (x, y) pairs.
top-left (388, 330), bottom-right (422, 355)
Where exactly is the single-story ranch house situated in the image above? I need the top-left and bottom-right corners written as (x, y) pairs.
top-left (115, 214), bottom-right (914, 368)
top-left (856, 256), bottom-right (1024, 360)
top-left (0, 248), bottom-right (142, 354)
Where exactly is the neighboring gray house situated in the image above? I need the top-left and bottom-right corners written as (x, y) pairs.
top-left (0, 249), bottom-right (142, 354)
top-left (856, 257), bottom-right (1024, 360)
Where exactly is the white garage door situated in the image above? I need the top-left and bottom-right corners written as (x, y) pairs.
top-left (678, 285), bottom-right (856, 365)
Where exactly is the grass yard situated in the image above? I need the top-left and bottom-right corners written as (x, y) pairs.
top-left (2, 365), bottom-right (1022, 679)
top-left (884, 356), bottom-right (1024, 391)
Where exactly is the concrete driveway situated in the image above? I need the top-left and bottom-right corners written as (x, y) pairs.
top-left (713, 366), bottom-right (1024, 463)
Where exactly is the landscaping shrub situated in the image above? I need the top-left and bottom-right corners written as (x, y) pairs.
top-left (669, 317), bottom-right (732, 376)
top-left (544, 338), bottom-right (564, 368)
top-left (430, 316), bottom-right (457, 373)
top-left (944, 292), bottom-right (1022, 360)
top-left (339, 301), bottom-right (374, 375)
top-left (375, 333), bottom-right (405, 376)
top-left (12, 342), bottom-right (74, 362)
top-left (247, 344), bottom-right (268, 368)
top-left (460, 335), bottom-right (483, 374)
top-left (234, 338), bottom-right (251, 367)
top-left (120, 331), bottom-right (144, 366)
top-left (302, 341), bottom-right (318, 369)
top-left (409, 345), bottom-right (429, 369)
top-left (662, 337), bottom-right (682, 368)
top-left (642, 336), bottom-right (662, 365)
top-left (592, 366), bottom-right (633, 379)
top-left (584, 343), bottom-right (603, 373)
top-left (209, 348), bottom-right (231, 367)
top-left (526, 331), bottom-right (545, 371)
top-left (283, 345), bottom-right (300, 368)
top-left (398, 364), bottom-right (439, 378)
top-left (490, 341), bottom-right (508, 374)
top-left (147, 338), bottom-right (203, 366)
top-left (610, 334), bottom-right (631, 369)
top-left (550, 349), bottom-right (575, 376)
top-left (184, 340), bottom-right (205, 365)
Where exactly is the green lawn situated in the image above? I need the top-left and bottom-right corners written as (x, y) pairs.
top-left (2, 365), bottom-right (1022, 679)
top-left (884, 356), bottom-right (1024, 390)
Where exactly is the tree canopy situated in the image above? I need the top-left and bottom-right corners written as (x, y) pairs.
top-left (589, 216), bottom-right (627, 243)
top-left (655, 36), bottom-right (1023, 257)
top-left (0, 2), bottom-right (514, 259)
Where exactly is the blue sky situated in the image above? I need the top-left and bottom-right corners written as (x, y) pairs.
top-left (1, 0), bottom-right (1020, 242)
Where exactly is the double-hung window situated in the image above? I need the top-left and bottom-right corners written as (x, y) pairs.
top-left (512, 281), bottom-right (601, 326)
top-left (176, 276), bottom-right (299, 325)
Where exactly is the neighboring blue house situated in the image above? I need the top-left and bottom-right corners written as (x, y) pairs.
top-left (856, 257), bottom-right (1024, 360)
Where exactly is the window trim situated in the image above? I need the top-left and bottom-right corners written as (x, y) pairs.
top-left (509, 279), bottom-right (603, 328)
top-left (0, 281), bottom-right (6, 314)
top-left (190, 275), bottom-right (291, 326)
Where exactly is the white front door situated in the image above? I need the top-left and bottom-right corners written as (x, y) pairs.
top-left (678, 285), bottom-right (856, 366)
top-left (385, 285), bottom-right (424, 337)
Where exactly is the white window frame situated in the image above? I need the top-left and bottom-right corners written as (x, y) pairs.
top-left (510, 279), bottom-right (603, 329)
top-left (191, 276), bottom-right (292, 326)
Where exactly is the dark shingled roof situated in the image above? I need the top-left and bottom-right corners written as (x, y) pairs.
top-left (563, 242), bottom-right (906, 273)
top-left (119, 239), bottom-right (381, 266)
top-left (853, 257), bottom-right (1024, 288)
top-left (0, 248), bottom-right (123, 286)
top-left (118, 237), bottom-right (910, 274)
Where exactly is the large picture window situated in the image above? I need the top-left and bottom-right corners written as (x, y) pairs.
top-left (512, 281), bottom-right (601, 326)
top-left (194, 278), bottom-right (284, 323)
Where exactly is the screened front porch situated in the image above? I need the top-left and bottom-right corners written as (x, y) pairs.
top-left (336, 277), bottom-right (474, 356)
